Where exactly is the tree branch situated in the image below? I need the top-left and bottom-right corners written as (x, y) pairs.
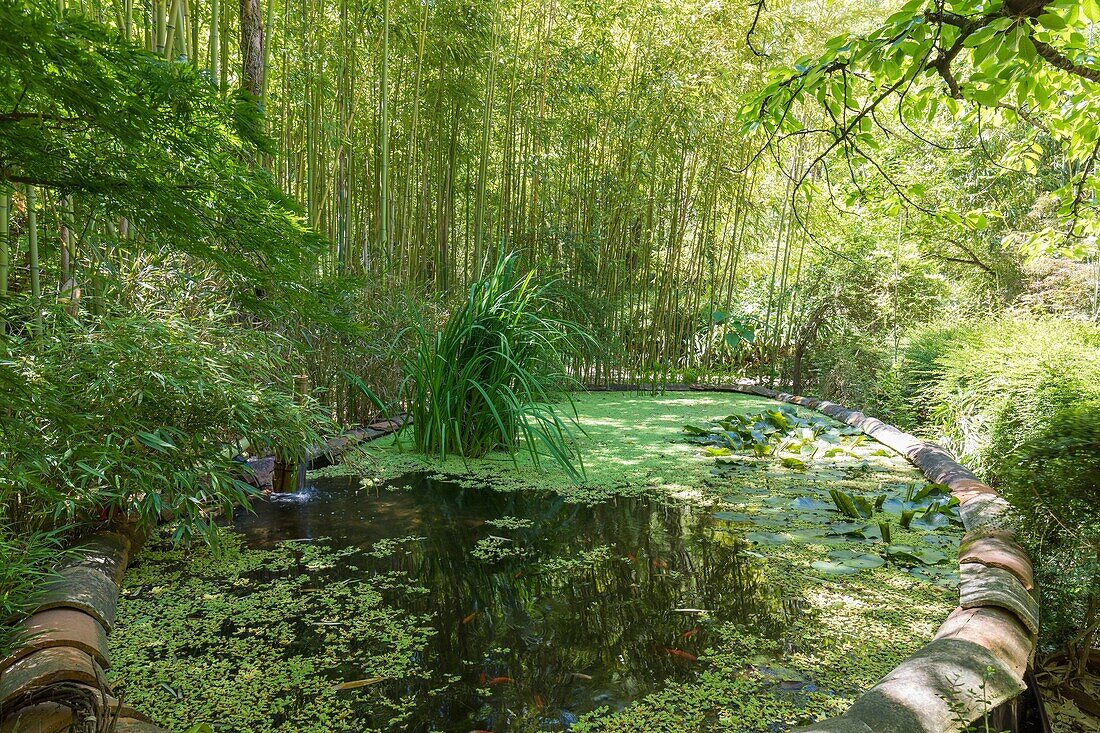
top-left (1032, 37), bottom-right (1100, 83)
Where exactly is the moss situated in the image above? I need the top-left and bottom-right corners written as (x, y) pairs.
top-left (111, 391), bottom-right (961, 732)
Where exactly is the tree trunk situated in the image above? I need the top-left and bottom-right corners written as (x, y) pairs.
top-left (240, 0), bottom-right (264, 100)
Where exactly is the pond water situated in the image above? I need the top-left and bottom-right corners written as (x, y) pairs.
top-left (112, 393), bottom-right (963, 733)
top-left (230, 472), bottom-right (796, 732)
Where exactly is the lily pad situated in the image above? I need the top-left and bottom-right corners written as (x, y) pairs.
top-left (791, 497), bottom-right (832, 511)
top-left (712, 511), bottom-right (750, 523)
top-left (825, 521), bottom-right (880, 540)
top-left (910, 512), bottom-right (950, 531)
top-left (786, 527), bottom-right (831, 539)
top-left (908, 566), bottom-right (960, 588)
top-left (744, 532), bottom-right (787, 545)
top-left (810, 560), bottom-right (860, 576)
top-left (885, 544), bottom-right (950, 566)
top-left (827, 549), bottom-right (886, 569)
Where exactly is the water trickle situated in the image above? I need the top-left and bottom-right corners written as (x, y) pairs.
top-left (231, 472), bottom-right (795, 732)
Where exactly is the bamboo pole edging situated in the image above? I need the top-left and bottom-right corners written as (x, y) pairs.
top-left (0, 516), bottom-right (166, 732)
top-left (692, 383), bottom-right (1037, 733)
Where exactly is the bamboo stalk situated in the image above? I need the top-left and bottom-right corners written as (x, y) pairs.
top-left (0, 189), bottom-right (9, 299)
top-left (26, 186), bottom-right (42, 333)
top-left (379, 0), bottom-right (390, 260)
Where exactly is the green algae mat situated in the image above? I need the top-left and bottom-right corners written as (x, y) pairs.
top-left (108, 391), bottom-right (962, 733)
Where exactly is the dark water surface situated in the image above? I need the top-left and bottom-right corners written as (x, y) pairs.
top-left (232, 474), bottom-right (793, 732)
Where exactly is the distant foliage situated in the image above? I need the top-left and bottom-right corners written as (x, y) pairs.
top-left (396, 254), bottom-right (592, 477)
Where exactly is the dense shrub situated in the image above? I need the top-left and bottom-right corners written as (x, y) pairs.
top-left (0, 311), bottom-right (332, 651)
top-left (894, 316), bottom-right (1100, 667)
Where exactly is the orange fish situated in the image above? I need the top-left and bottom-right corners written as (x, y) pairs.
top-left (488, 676), bottom-right (514, 686)
top-left (478, 671), bottom-right (487, 685)
top-left (680, 627), bottom-right (700, 638)
top-left (652, 558), bottom-right (668, 569)
top-left (534, 693), bottom-right (545, 709)
top-left (462, 612), bottom-right (477, 624)
top-left (663, 647), bottom-right (698, 662)
top-left (626, 553), bottom-right (637, 562)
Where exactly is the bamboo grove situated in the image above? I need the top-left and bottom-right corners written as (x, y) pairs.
top-left (0, 0), bottom-right (865, 389)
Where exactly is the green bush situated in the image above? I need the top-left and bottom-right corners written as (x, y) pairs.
top-left (0, 310), bottom-right (333, 652)
top-left (1, 312), bottom-right (331, 539)
top-left (396, 253), bottom-right (592, 477)
top-left (896, 315), bottom-right (1100, 668)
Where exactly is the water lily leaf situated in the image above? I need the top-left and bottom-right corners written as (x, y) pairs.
top-left (781, 457), bottom-right (807, 469)
top-left (791, 497), bottom-right (832, 511)
top-left (881, 498), bottom-right (905, 514)
top-left (908, 566), bottom-right (960, 588)
top-left (712, 511), bottom-right (750, 523)
top-left (682, 424), bottom-right (712, 436)
top-left (705, 446), bottom-right (731, 456)
top-left (767, 410), bottom-right (790, 430)
top-left (885, 544), bottom-right (949, 566)
top-left (811, 560), bottom-right (860, 576)
top-left (826, 521), bottom-right (871, 536)
top-left (911, 483), bottom-right (950, 502)
top-left (744, 531), bottom-right (787, 545)
top-left (786, 527), bottom-right (832, 540)
top-left (827, 549), bottom-right (885, 569)
top-left (910, 512), bottom-right (950, 531)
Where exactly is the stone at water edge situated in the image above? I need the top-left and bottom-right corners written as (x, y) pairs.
top-left (933, 606), bottom-right (1033, 677)
top-left (243, 456), bottom-right (275, 491)
top-left (842, 637), bottom-right (1025, 733)
top-left (33, 565), bottom-right (120, 632)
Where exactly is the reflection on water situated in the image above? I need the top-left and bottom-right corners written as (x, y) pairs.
top-left (232, 474), bottom-right (793, 732)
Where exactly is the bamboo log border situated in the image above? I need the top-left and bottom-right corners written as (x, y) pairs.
top-left (0, 516), bottom-right (166, 732)
top-left (0, 417), bottom-right (408, 731)
top-left (692, 383), bottom-right (1037, 732)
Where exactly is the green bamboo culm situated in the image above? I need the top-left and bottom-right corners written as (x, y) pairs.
top-left (0, 189), bottom-right (9, 298)
top-left (26, 185), bottom-right (41, 333)
top-left (396, 252), bottom-right (593, 479)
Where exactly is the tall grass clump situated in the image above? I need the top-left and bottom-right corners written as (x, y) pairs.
top-left (897, 315), bottom-right (1100, 673)
top-left (397, 253), bottom-right (592, 478)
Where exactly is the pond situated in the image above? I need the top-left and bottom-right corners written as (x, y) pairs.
top-left (108, 392), bottom-right (962, 733)
top-left (232, 472), bottom-right (792, 731)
